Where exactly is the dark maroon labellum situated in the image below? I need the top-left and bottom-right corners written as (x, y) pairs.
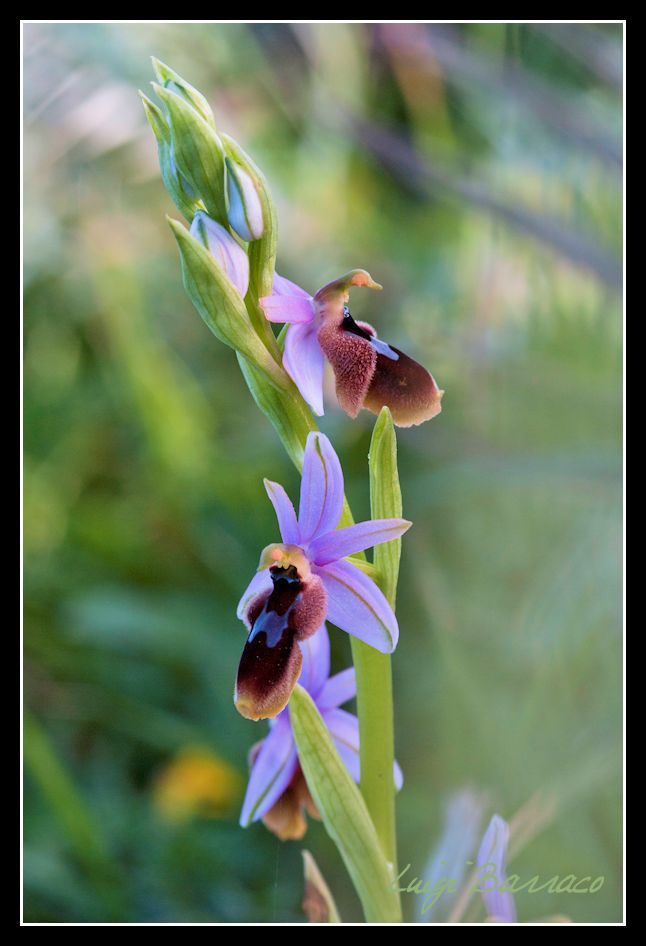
top-left (247, 566), bottom-right (303, 648)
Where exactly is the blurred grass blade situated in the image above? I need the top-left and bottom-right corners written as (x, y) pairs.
top-left (289, 685), bottom-right (402, 923)
top-left (154, 83), bottom-right (227, 223)
top-left (23, 709), bottom-right (126, 918)
top-left (302, 850), bottom-right (342, 923)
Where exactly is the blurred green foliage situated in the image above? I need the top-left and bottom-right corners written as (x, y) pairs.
top-left (24, 22), bottom-right (622, 923)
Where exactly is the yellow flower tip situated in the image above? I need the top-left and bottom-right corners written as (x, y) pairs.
top-left (152, 746), bottom-right (242, 823)
top-left (257, 543), bottom-right (311, 578)
top-left (314, 269), bottom-right (383, 306)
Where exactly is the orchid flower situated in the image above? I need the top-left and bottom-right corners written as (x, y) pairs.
top-left (261, 269), bottom-right (444, 427)
top-left (234, 430), bottom-right (411, 720)
top-left (240, 623), bottom-right (403, 839)
top-left (476, 814), bottom-right (517, 923)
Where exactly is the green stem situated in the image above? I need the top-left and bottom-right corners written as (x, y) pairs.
top-left (350, 641), bottom-right (397, 870)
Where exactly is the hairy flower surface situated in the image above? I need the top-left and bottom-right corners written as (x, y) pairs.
top-left (234, 431), bottom-right (411, 720)
top-left (240, 624), bottom-right (403, 838)
top-left (260, 270), bottom-right (443, 426)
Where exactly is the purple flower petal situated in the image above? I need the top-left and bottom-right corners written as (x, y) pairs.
top-left (321, 708), bottom-right (361, 783)
top-left (263, 479), bottom-right (300, 544)
top-left (239, 716), bottom-right (298, 825)
top-left (307, 518), bottom-right (412, 566)
top-left (298, 624), bottom-right (330, 699)
top-left (317, 667), bottom-right (356, 710)
top-left (236, 568), bottom-right (272, 626)
top-left (316, 558), bottom-right (399, 653)
top-left (260, 292), bottom-right (314, 324)
top-left (283, 324), bottom-right (326, 417)
top-left (476, 815), bottom-right (517, 923)
top-left (273, 273), bottom-right (311, 298)
top-left (322, 708), bottom-right (403, 790)
top-left (189, 211), bottom-right (249, 298)
top-left (298, 432), bottom-right (344, 544)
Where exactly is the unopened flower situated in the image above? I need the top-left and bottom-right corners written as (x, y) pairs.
top-left (190, 210), bottom-right (249, 297)
top-left (476, 814), bottom-right (517, 923)
top-left (235, 431), bottom-right (411, 720)
top-left (240, 624), bottom-right (403, 838)
top-left (260, 269), bottom-right (443, 426)
top-left (226, 156), bottom-right (264, 242)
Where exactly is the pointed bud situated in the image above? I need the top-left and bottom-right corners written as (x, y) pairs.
top-left (154, 83), bottom-right (227, 224)
top-left (140, 90), bottom-right (200, 220)
top-left (189, 211), bottom-right (249, 298)
top-left (226, 156), bottom-right (264, 242)
top-left (302, 850), bottom-right (341, 922)
top-left (151, 57), bottom-right (215, 127)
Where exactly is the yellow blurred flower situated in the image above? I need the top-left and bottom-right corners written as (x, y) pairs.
top-left (152, 746), bottom-right (242, 822)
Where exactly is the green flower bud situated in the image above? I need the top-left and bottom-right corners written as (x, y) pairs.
top-left (153, 83), bottom-right (227, 225)
top-left (139, 90), bottom-right (201, 220)
top-left (151, 57), bottom-right (215, 127)
top-left (225, 156), bottom-right (264, 242)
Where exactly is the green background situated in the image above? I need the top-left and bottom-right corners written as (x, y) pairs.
top-left (24, 22), bottom-right (623, 923)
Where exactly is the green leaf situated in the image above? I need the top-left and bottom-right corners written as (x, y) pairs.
top-left (302, 850), bottom-right (342, 923)
top-left (154, 84), bottom-right (227, 224)
top-left (167, 217), bottom-right (283, 383)
top-left (369, 406), bottom-right (403, 606)
top-left (151, 57), bottom-right (216, 127)
top-left (289, 685), bottom-right (402, 923)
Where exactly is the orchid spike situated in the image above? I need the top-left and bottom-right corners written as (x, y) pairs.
top-left (234, 431), bottom-right (411, 720)
top-left (476, 814), bottom-right (517, 923)
top-left (239, 624), bottom-right (403, 838)
top-left (260, 270), bottom-right (443, 426)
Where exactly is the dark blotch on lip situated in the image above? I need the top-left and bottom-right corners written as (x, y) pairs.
top-left (248, 566), bottom-right (302, 648)
top-left (341, 304), bottom-right (374, 341)
top-left (235, 565), bottom-right (306, 720)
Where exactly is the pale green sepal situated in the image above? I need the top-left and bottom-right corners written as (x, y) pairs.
top-left (167, 217), bottom-right (283, 382)
top-left (154, 84), bottom-right (227, 224)
top-left (140, 91), bottom-right (201, 221)
top-left (369, 406), bottom-right (404, 606)
top-left (151, 57), bottom-right (216, 128)
top-left (302, 850), bottom-right (342, 923)
top-left (289, 685), bottom-right (402, 923)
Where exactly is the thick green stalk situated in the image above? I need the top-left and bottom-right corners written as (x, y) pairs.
top-left (352, 408), bottom-right (403, 871)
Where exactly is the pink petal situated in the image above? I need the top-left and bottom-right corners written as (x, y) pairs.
top-left (298, 624), bottom-right (330, 699)
top-left (307, 518), bottom-right (412, 566)
top-left (239, 716), bottom-right (298, 825)
top-left (236, 569), bottom-right (272, 626)
top-left (264, 479), bottom-right (300, 544)
top-left (189, 211), bottom-right (249, 298)
top-left (298, 432), bottom-right (344, 544)
top-left (260, 293), bottom-right (314, 324)
top-left (283, 323), bottom-right (326, 416)
top-left (315, 558), bottom-right (399, 653)
top-left (317, 667), bottom-right (356, 710)
top-left (273, 272), bottom-right (311, 298)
